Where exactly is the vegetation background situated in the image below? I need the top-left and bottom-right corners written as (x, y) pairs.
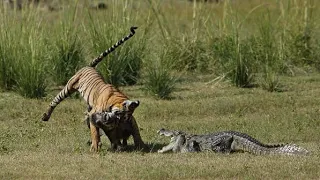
top-left (0, 0), bottom-right (319, 179)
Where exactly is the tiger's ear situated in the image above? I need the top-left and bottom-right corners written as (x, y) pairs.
top-left (122, 100), bottom-right (140, 111)
top-left (130, 100), bottom-right (140, 110)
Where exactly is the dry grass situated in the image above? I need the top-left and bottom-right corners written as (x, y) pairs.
top-left (1, 74), bottom-right (320, 179)
top-left (1, 151), bottom-right (319, 179)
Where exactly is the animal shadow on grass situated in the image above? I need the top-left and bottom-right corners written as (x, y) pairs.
top-left (146, 142), bottom-right (168, 153)
top-left (111, 142), bottom-right (167, 153)
top-left (87, 140), bottom-right (167, 153)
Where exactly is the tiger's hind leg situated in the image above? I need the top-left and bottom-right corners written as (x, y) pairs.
top-left (42, 74), bottom-right (80, 121)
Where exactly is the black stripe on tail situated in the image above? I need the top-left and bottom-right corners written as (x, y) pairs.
top-left (89, 26), bottom-right (138, 68)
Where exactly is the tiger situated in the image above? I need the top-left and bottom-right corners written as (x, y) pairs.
top-left (42, 26), bottom-right (146, 152)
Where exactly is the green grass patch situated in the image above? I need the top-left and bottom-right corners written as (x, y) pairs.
top-left (1, 74), bottom-right (320, 179)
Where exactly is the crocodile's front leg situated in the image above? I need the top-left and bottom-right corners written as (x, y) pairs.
top-left (158, 135), bottom-right (186, 153)
top-left (211, 135), bottom-right (233, 153)
top-left (172, 135), bottom-right (187, 153)
top-left (158, 136), bottom-right (176, 153)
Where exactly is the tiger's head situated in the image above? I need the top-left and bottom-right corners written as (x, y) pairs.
top-left (122, 100), bottom-right (139, 115)
top-left (120, 100), bottom-right (139, 122)
top-left (108, 99), bottom-right (139, 123)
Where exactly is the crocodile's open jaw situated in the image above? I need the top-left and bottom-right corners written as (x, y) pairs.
top-left (157, 128), bottom-right (183, 137)
top-left (157, 128), bottom-right (174, 137)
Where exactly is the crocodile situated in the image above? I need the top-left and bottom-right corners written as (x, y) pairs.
top-left (157, 128), bottom-right (309, 155)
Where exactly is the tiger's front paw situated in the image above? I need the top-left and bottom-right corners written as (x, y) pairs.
top-left (90, 146), bottom-right (97, 152)
top-left (90, 142), bottom-right (102, 152)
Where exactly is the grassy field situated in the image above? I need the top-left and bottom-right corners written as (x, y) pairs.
top-left (1, 0), bottom-right (320, 179)
top-left (1, 74), bottom-right (320, 179)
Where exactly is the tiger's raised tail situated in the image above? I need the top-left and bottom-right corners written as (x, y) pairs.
top-left (89, 26), bottom-right (138, 68)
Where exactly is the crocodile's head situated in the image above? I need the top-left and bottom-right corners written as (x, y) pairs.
top-left (157, 128), bottom-right (184, 137)
top-left (158, 128), bottom-right (188, 146)
top-left (157, 128), bottom-right (200, 153)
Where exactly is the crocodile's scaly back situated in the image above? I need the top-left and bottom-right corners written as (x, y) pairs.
top-left (219, 131), bottom-right (283, 148)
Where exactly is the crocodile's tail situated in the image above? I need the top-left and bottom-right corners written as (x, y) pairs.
top-left (232, 137), bottom-right (309, 155)
top-left (272, 144), bottom-right (310, 155)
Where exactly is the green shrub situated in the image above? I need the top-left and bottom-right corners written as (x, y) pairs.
top-left (0, 37), bottom-right (17, 90)
top-left (143, 66), bottom-right (177, 100)
top-left (16, 58), bottom-right (47, 98)
top-left (212, 35), bottom-right (254, 87)
top-left (286, 30), bottom-right (319, 69)
top-left (9, 38), bottom-right (46, 97)
top-left (165, 37), bottom-right (210, 72)
top-left (259, 66), bottom-right (283, 92)
top-left (0, 10), bottom-right (18, 90)
top-left (250, 13), bottom-right (282, 90)
top-left (277, 0), bottom-right (319, 72)
top-left (49, 12), bottom-right (85, 85)
top-left (15, 18), bottom-right (47, 98)
top-left (0, 10), bottom-right (47, 97)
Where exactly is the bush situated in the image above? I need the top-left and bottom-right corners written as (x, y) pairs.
top-left (143, 66), bottom-right (177, 99)
top-left (50, 24), bottom-right (85, 85)
top-left (212, 35), bottom-right (255, 87)
top-left (0, 39), bottom-right (17, 90)
top-left (165, 37), bottom-right (210, 72)
top-left (15, 18), bottom-right (47, 98)
top-left (0, 10), bottom-right (47, 98)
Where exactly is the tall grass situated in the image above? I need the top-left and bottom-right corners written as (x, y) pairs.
top-left (281, 0), bottom-right (319, 71)
top-left (211, 34), bottom-right (255, 87)
top-left (210, 0), bottom-right (319, 89)
top-left (148, 0), bottom-right (214, 73)
top-left (164, 36), bottom-right (210, 72)
top-left (49, 4), bottom-right (85, 86)
top-left (0, 0), bottom-right (319, 98)
top-left (250, 12), bottom-right (281, 91)
top-left (0, 9), bottom-right (47, 98)
top-left (143, 0), bottom-right (181, 98)
top-left (211, 0), bottom-right (256, 87)
top-left (84, 1), bottom-right (147, 87)
top-left (0, 24), bottom-right (18, 90)
top-left (143, 62), bottom-right (177, 100)
top-left (15, 12), bottom-right (48, 98)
